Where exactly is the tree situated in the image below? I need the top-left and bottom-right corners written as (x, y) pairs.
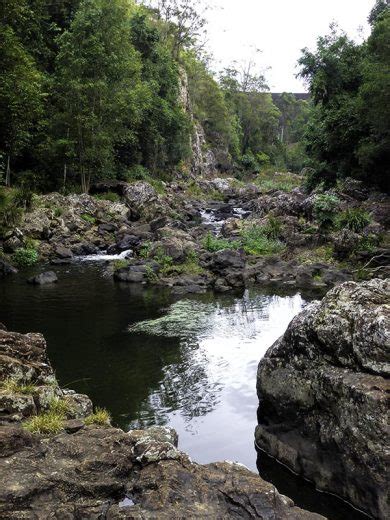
top-left (144, 0), bottom-right (208, 59)
top-left (368, 0), bottom-right (390, 25)
top-left (357, 9), bottom-right (390, 191)
top-left (53, 0), bottom-right (145, 192)
top-left (0, 26), bottom-right (43, 186)
top-left (220, 64), bottom-right (280, 164)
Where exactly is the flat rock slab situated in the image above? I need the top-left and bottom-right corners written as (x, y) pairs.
top-left (0, 425), bottom-right (325, 519)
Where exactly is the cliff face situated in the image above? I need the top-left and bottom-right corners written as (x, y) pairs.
top-left (178, 67), bottom-right (217, 177)
top-left (256, 279), bottom-right (390, 519)
top-left (0, 324), bottom-right (324, 519)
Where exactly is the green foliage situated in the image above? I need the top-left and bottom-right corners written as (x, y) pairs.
top-left (153, 247), bottom-right (173, 270)
top-left (313, 193), bottom-right (340, 229)
top-left (262, 216), bottom-right (282, 239)
top-left (145, 264), bottom-right (158, 282)
top-left (84, 407), bottom-right (111, 425)
top-left (0, 24), bottom-right (43, 186)
top-left (0, 188), bottom-right (23, 230)
top-left (255, 172), bottom-right (301, 192)
top-left (139, 241), bottom-right (152, 258)
top-left (299, 14), bottom-right (390, 192)
top-left (48, 397), bottom-right (74, 416)
top-left (160, 250), bottom-right (204, 277)
top-left (80, 213), bottom-right (96, 224)
top-left (13, 247), bottom-right (39, 267)
top-left (240, 225), bottom-right (284, 256)
top-left (94, 191), bottom-right (120, 203)
top-left (336, 208), bottom-right (372, 233)
top-left (112, 259), bottom-right (129, 270)
top-left (202, 232), bottom-right (239, 253)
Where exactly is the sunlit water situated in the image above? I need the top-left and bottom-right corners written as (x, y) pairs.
top-left (128, 294), bottom-right (304, 467)
top-left (0, 263), bottom-right (367, 520)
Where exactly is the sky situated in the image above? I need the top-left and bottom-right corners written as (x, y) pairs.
top-left (206, 0), bottom-right (375, 92)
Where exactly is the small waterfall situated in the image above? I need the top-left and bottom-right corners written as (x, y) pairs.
top-left (75, 249), bottom-right (133, 262)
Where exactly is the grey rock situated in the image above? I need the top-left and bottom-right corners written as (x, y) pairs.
top-left (256, 279), bottom-right (390, 519)
top-left (28, 271), bottom-right (58, 285)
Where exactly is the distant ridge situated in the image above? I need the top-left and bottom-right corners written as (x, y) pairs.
top-left (271, 93), bottom-right (310, 101)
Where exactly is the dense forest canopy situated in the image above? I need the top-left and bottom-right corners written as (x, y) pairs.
top-left (0, 0), bottom-right (388, 192)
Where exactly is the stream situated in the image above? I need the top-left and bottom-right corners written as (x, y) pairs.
top-left (0, 260), bottom-right (367, 520)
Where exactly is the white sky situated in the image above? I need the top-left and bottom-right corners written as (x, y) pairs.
top-left (206, 0), bottom-right (375, 92)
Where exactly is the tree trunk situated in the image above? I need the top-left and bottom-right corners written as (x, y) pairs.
top-left (5, 154), bottom-right (11, 187)
top-left (63, 163), bottom-right (67, 193)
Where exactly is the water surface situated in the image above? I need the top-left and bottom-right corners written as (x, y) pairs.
top-left (0, 263), bottom-right (367, 519)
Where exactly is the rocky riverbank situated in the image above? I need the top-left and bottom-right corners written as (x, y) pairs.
top-left (0, 324), bottom-right (325, 519)
top-left (1, 175), bottom-right (389, 295)
top-left (256, 278), bottom-right (389, 519)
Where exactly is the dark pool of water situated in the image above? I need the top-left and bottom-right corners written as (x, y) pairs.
top-left (0, 262), bottom-right (368, 520)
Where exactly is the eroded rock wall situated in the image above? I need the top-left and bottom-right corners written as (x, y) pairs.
top-left (256, 278), bottom-right (390, 519)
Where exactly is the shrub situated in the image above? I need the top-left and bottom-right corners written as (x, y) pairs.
top-left (112, 259), bottom-right (129, 270)
top-left (0, 188), bottom-right (23, 230)
top-left (139, 241), bottom-right (152, 259)
top-left (84, 407), bottom-right (111, 426)
top-left (313, 193), bottom-right (340, 229)
top-left (262, 215), bottom-right (282, 239)
top-left (13, 248), bottom-right (38, 267)
top-left (336, 208), bottom-right (371, 233)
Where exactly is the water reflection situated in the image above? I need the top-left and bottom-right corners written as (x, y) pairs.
top-left (127, 290), bottom-right (305, 468)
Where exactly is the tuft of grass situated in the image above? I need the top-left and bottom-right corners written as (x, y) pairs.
top-left (24, 412), bottom-right (64, 434)
top-left (85, 407), bottom-right (111, 426)
top-left (1, 378), bottom-right (37, 395)
top-left (48, 397), bottom-right (74, 416)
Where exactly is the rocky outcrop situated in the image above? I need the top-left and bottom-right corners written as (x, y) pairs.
top-left (0, 326), bottom-right (325, 519)
top-left (256, 279), bottom-right (390, 519)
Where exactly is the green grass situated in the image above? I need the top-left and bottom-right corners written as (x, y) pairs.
top-left (240, 225), bottom-right (285, 256)
top-left (24, 411), bottom-right (65, 435)
top-left (84, 407), bottom-right (111, 425)
top-left (1, 378), bottom-right (37, 395)
top-left (254, 172), bottom-right (302, 192)
top-left (48, 397), bottom-right (74, 416)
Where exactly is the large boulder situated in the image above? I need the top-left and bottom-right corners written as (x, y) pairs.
top-left (256, 279), bottom-right (390, 519)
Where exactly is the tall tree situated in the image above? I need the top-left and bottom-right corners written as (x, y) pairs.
top-left (53, 0), bottom-right (145, 192)
top-left (0, 26), bottom-right (43, 186)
